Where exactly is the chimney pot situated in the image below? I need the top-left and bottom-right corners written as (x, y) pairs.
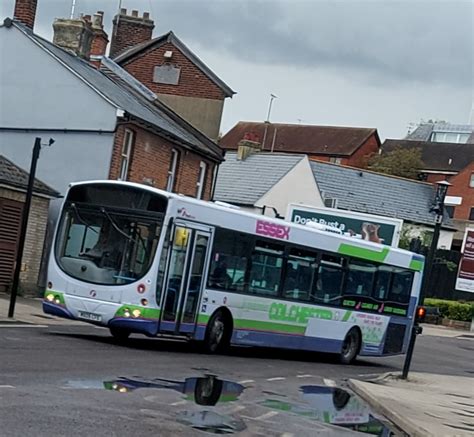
top-left (143, 12), bottom-right (150, 19)
top-left (120, 8), bottom-right (127, 15)
top-left (131, 10), bottom-right (139, 17)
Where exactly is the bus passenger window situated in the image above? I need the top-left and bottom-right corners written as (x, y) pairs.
top-left (345, 261), bottom-right (376, 297)
top-left (207, 229), bottom-right (252, 291)
top-left (311, 255), bottom-right (344, 305)
top-left (283, 249), bottom-right (318, 301)
top-left (249, 242), bottom-right (284, 297)
top-left (389, 269), bottom-right (413, 304)
top-left (374, 266), bottom-right (392, 300)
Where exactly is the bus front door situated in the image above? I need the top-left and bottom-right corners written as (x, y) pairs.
top-left (160, 224), bottom-right (211, 335)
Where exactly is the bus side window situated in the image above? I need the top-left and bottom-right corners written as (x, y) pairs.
top-left (283, 248), bottom-right (318, 301)
top-left (373, 265), bottom-right (392, 300)
top-left (388, 269), bottom-right (413, 304)
top-left (249, 241), bottom-right (284, 297)
top-left (345, 260), bottom-right (376, 297)
top-left (207, 229), bottom-right (252, 291)
top-left (311, 254), bottom-right (344, 305)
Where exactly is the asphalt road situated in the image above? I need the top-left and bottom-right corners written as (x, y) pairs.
top-left (0, 324), bottom-right (472, 436)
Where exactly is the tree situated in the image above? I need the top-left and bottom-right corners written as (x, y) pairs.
top-left (367, 147), bottom-right (424, 179)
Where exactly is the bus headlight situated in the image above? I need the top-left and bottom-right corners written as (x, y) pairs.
top-left (132, 309), bottom-right (141, 318)
top-left (54, 297), bottom-right (61, 305)
top-left (123, 309), bottom-right (131, 318)
top-left (46, 294), bottom-right (55, 302)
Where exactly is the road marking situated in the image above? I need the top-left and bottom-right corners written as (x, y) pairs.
top-left (0, 385), bottom-right (15, 388)
top-left (254, 411), bottom-right (279, 420)
top-left (229, 405), bottom-right (246, 413)
top-left (238, 379), bottom-right (255, 384)
top-left (0, 324), bottom-right (48, 328)
top-left (323, 378), bottom-right (336, 387)
top-left (281, 433), bottom-right (294, 437)
top-left (170, 400), bottom-right (187, 406)
top-left (267, 377), bottom-right (286, 381)
top-left (296, 374), bottom-right (313, 378)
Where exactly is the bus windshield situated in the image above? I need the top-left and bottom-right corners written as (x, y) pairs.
top-left (54, 184), bottom-right (167, 285)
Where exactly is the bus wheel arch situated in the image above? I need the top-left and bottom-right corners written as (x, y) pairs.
top-left (203, 307), bottom-right (233, 353)
top-left (339, 326), bottom-right (362, 364)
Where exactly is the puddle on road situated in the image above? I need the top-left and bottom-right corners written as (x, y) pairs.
top-left (176, 410), bottom-right (246, 434)
top-left (103, 375), bottom-right (245, 406)
top-left (261, 385), bottom-right (397, 436)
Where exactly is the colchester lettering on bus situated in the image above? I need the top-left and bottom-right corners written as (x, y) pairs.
top-left (269, 302), bottom-right (333, 324)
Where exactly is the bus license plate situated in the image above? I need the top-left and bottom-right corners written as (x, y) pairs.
top-left (78, 311), bottom-right (102, 322)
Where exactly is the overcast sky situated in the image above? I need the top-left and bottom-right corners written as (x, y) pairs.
top-left (2, 0), bottom-right (472, 139)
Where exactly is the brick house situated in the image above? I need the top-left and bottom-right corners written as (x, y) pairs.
top-left (2, 3), bottom-right (228, 203)
top-left (0, 155), bottom-right (59, 294)
top-left (111, 9), bottom-right (235, 141)
top-left (220, 122), bottom-right (381, 168)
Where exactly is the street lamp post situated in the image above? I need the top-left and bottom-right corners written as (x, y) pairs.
top-left (262, 93), bottom-right (277, 151)
top-left (8, 137), bottom-right (53, 318)
top-left (401, 180), bottom-right (451, 379)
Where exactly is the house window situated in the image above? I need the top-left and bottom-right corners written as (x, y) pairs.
top-left (470, 173), bottom-right (474, 188)
top-left (118, 129), bottom-right (134, 181)
top-left (324, 197), bottom-right (338, 208)
top-left (166, 149), bottom-right (179, 192)
top-left (196, 161), bottom-right (207, 199)
top-left (329, 157), bottom-right (342, 165)
top-left (445, 206), bottom-right (455, 219)
top-left (470, 208), bottom-right (474, 221)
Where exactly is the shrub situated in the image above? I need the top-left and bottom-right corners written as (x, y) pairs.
top-left (424, 298), bottom-right (474, 322)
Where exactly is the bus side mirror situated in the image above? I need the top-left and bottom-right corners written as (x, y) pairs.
top-left (415, 306), bottom-right (426, 324)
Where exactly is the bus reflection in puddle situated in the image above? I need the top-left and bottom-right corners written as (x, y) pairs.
top-left (261, 385), bottom-right (396, 436)
top-left (103, 375), bottom-right (245, 406)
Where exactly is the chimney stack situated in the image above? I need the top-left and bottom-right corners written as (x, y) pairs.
top-left (237, 137), bottom-right (261, 161)
top-left (109, 8), bottom-right (154, 58)
top-left (52, 16), bottom-right (93, 59)
top-left (13, 0), bottom-right (38, 30)
top-left (90, 11), bottom-right (109, 65)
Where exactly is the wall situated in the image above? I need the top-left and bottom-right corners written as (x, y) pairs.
top-left (0, 187), bottom-right (50, 295)
top-left (109, 123), bottom-right (215, 200)
top-left (256, 157), bottom-right (324, 218)
top-left (120, 41), bottom-right (225, 140)
top-left (446, 161), bottom-right (474, 221)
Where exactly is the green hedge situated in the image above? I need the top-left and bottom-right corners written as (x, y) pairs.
top-left (424, 298), bottom-right (474, 322)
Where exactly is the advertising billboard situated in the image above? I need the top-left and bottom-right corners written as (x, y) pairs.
top-left (455, 228), bottom-right (474, 293)
top-left (287, 204), bottom-right (403, 247)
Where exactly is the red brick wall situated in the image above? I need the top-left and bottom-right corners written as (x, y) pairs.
top-left (14, 0), bottom-right (37, 29)
top-left (445, 162), bottom-right (474, 221)
top-left (109, 123), bottom-right (215, 200)
top-left (347, 134), bottom-right (380, 168)
top-left (120, 42), bottom-right (225, 101)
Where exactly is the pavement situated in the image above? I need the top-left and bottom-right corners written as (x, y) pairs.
top-left (1, 294), bottom-right (473, 436)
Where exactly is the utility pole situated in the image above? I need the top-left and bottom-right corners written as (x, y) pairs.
top-left (401, 180), bottom-right (451, 379)
top-left (8, 137), bottom-right (52, 318)
top-left (262, 93), bottom-right (277, 151)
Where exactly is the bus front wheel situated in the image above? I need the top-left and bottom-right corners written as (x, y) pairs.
top-left (339, 328), bottom-right (361, 364)
top-left (204, 310), bottom-right (231, 353)
top-left (110, 327), bottom-right (131, 342)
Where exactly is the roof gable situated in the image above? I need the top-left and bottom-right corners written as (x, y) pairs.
top-left (0, 155), bottom-right (59, 197)
top-left (9, 20), bottom-right (223, 162)
top-left (220, 122), bottom-right (378, 156)
top-left (213, 152), bottom-right (304, 205)
top-left (114, 31), bottom-right (235, 98)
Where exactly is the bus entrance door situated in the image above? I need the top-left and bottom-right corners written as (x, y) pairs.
top-left (160, 224), bottom-right (211, 335)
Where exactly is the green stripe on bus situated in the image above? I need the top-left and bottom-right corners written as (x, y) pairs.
top-left (409, 259), bottom-right (423, 271)
top-left (338, 243), bottom-right (390, 262)
top-left (233, 319), bottom-right (305, 335)
top-left (197, 314), bottom-right (210, 325)
top-left (342, 310), bottom-right (352, 322)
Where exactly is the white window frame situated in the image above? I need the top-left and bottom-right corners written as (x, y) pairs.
top-left (470, 173), bottom-right (474, 188)
top-left (118, 129), bottom-right (134, 181)
top-left (196, 161), bottom-right (207, 199)
top-left (166, 149), bottom-right (179, 192)
top-left (329, 157), bottom-right (342, 165)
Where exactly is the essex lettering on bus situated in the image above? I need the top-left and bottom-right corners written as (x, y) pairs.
top-left (256, 220), bottom-right (290, 240)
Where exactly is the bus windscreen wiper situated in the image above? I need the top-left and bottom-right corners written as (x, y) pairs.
top-left (70, 203), bottom-right (98, 234)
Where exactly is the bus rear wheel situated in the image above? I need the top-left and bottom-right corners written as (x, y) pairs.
top-left (204, 311), bottom-right (231, 353)
top-left (110, 327), bottom-right (131, 342)
top-left (339, 328), bottom-right (361, 364)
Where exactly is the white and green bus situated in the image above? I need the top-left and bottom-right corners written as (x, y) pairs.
top-left (44, 181), bottom-right (424, 364)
